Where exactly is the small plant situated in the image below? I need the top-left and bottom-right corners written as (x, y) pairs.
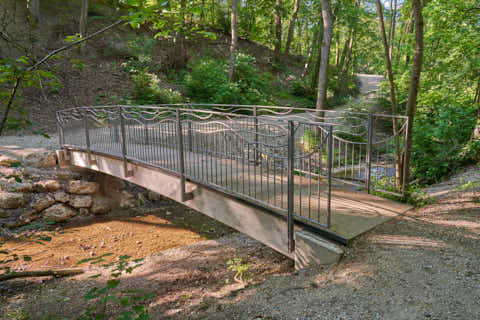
top-left (78, 254), bottom-right (153, 320)
top-left (227, 258), bottom-right (250, 286)
top-left (130, 70), bottom-right (182, 105)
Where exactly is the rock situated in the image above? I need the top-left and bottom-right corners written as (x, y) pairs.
top-left (43, 204), bottom-right (76, 222)
top-left (66, 180), bottom-right (100, 195)
top-left (0, 180), bottom-right (33, 193)
top-left (0, 210), bottom-right (11, 218)
top-left (55, 170), bottom-right (80, 181)
top-left (69, 195), bottom-right (93, 208)
top-left (0, 155), bottom-right (20, 167)
top-left (147, 191), bottom-right (164, 201)
top-left (90, 197), bottom-right (111, 215)
top-left (53, 191), bottom-right (71, 203)
top-left (0, 167), bottom-right (25, 177)
top-left (32, 195), bottom-right (55, 212)
top-left (0, 191), bottom-right (26, 209)
top-left (78, 208), bottom-right (91, 216)
top-left (37, 152), bottom-right (57, 168)
top-left (33, 180), bottom-right (62, 192)
top-left (119, 191), bottom-right (136, 209)
top-left (20, 209), bottom-right (40, 224)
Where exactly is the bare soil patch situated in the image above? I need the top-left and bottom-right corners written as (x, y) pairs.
top-left (1, 203), bottom-right (231, 271)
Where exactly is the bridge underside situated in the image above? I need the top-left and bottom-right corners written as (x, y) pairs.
top-left (58, 149), bottom-right (411, 268)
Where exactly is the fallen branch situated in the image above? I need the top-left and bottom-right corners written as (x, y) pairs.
top-left (0, 268), bottom-right (85, 281)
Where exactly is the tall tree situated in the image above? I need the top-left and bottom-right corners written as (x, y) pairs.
top-left (404, 0), bottom-right (424, 185)
top-left (274, 0), bottom-right (282, 60)
top-left (80, 0), bottom-right (89, 39)
top-left (228, 0), bottom-right (238, 81)
top-left (27, 0), bottom-right (40, 23)
top-left (474, 78), bottom-right (480, 139)
top-left (284, 0), bottom-right (300, 56)
top-left (315, 0), bottom-right (333, 112)
top-left (376, 0), bottom-right (402, 185)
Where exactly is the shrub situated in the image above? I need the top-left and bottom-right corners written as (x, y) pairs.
top-left (130, 70), bottom-right (182, 105)
top-left (184, 53), bottom-right (267, 104)
top-left (411, 104), bottom-right (477, 183)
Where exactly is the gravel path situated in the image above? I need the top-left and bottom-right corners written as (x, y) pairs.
top-left (187, 186), bottom-right (480, 320)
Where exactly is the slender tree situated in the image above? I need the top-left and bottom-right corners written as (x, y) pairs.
top-left (404, 0), bottom-right (424, 186)
top-left (315, 0), bottom-right (333, 112)
top-left (80, 0), bottom-right (89, 39)
top-left (228, 0), bottom-right (238, 81)
top-left (27, 0), bottom-right (40, 23)
top-left (376, 0), bottom-right (402, 186)
top-left (274, 0), bottom-right (282, 60)
top-left (284, 0), bottom-right (300, 56)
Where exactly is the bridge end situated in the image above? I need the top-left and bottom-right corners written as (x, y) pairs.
top-left (294, 230), bottom-right (343, 270)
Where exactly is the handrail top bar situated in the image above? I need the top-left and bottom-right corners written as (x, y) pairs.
top-left (56, 104), bottom-right (409, 120)
top-left (56, 105), bottom-right (342, 127)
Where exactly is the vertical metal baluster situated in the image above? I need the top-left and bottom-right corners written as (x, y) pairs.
top-left (287, 121), bottom-right (295, 253)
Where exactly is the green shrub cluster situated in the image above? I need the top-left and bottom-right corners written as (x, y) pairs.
top-left (129, 70), bottom-right (182, 105)
top-left (184, 53), bottom-right (268, 104)
top-left (411, 104), bottom-right (477, 183)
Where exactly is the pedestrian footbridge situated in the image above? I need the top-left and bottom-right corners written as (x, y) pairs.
top-left (56, 104), bottom-right (411, 268)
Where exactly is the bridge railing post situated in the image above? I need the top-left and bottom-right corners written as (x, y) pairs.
top-left (287, 120), bottom-right (295, 253)
top-left (119, 107), bottom-right (133, 178)
top-left (187, 104), bottom-right (193, 152)
top-left (254, 105), bottom-right (259, 164)
top-left (326, 125), bottom-right (333, 228)
top-left (84, 110), bottom-right (96, 165)
top-left (365, 113), bottom-right (374, 194)
top-left (176, 109), bottom-right (190, 202)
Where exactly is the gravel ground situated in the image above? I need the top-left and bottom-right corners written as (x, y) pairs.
top-left (187, 185), bottom-right (480, 320)
top-left (0, 134), bottom-right (59, 151)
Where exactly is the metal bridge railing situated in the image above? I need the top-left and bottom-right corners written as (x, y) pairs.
top-left (57, 104), bottom-right (408, 250)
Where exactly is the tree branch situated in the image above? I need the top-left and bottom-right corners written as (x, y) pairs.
top-left (0, 269), bottom-right (85, 281)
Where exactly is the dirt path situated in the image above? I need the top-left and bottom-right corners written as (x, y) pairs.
top-left (356, 73), bottom-right (384, 96)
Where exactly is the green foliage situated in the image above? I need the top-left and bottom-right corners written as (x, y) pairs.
top-left (411, 105), bottom-right (477, 183)
top-left (0, 57), bottom-right (58, 133)
top-left (129, 70), bottom-right (182, 105)
top-left (79, 255), bottom-right (152, 320)
top-left (227, 258), bottom-right (250, 285)
top-left (184, 53), bottom-right (268, 104)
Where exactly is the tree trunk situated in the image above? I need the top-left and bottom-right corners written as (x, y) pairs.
top-left (228, 0), bottom-right (238, 81)
top-left (315, 0), bottom-right (333, 112)
top-left (311, 23), bottom-right (324, 91)
top-left (274, 0), bottom-right (282, 60)
top-left (472, 78), bottom-right (480, 140)
top-left (80, 0), bottom-right (88, 38)
top-left (301, 26), bottom-right (320, 79)
top-left (173, 0), bottom-right (188, 70)
top-left (389, 0), bottom-right (397, 59)
top-left (376, 0), bottom-right (402, 187)
top-left (404, 0), bottom-right (424, 187)
top-left (27, 0), bottom-right (40, 23)
top-left (284, 0), bottom-right (300, 56)
top-left (337, 32), bottom-right (355, 97)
